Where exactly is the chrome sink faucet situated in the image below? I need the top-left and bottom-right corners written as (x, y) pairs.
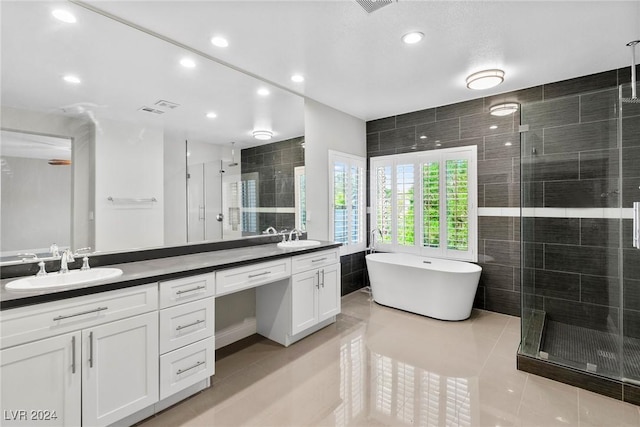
top-left (59, 249), bottom-right (75, 274)
top-left (289, 228), bottom-right (302, 242)
top-left (263, 226), bottom-right (277, 235)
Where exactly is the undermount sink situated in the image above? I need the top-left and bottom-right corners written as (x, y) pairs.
top-left (5, 268), bottom-right (124, 291)
top-left (277, 240), bottom-right (322, 249)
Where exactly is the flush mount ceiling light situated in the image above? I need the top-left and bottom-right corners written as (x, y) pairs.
top-left (253, 130), bottom-right (273, 140)
top-left (489, 102), bottom-right (519, 116)
top-left (52, 9), bottom-right (76, 23)
top-left (63, 75), bottom-right (81, 84)
top-left (180, 58), bottom-right (196, 68)
top-left (291, 74), bottom-right (305, 83)
top-left (257, 88), bottom-right (270, 96)
top-left (206, 112), bottom-right (217, 119)
top-left (402, 31), bottom-right (424, 44)
top-left (419, 135), bottom-right (427, 139)
top-left (210, 36), bottom-right (229, 48)
top-left (466, 69), bottom-right (505, 90)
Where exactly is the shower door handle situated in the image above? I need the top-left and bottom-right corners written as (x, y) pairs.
top-left (633, 202), bottom-right (640, 249)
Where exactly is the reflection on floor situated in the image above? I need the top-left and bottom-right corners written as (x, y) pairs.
top-left (138, 290), bottom-right (640, 426)
top-left (542, 320), bottom-right (640, 380)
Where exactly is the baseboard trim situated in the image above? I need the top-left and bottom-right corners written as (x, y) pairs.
top-left (215, 317), bottom-right (257, 349)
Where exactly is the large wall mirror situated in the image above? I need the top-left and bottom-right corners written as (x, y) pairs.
top-left (0, 1), bottom-right (305, 263)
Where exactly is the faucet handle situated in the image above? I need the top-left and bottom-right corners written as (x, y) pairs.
top-left (36, 261), bottom-right (47, 277)
top-left (81, 256), bottom-right (90, 271)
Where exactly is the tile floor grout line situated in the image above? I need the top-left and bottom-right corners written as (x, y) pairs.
top-left (515, 373), bottom-right (530, 417)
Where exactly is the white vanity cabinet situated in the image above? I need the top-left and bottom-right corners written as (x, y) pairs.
top-left (0, 284), bottom-right (159, 427)
top-left (0, 331), bottom-right (81, 426)
top-left (256, 249), bottom-right (341, 347)
top-left (158, 274), bottom-right (215, 401)
top-left (291, 262), bottom-right (340, 335)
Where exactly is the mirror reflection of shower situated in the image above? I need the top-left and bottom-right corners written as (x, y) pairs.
top-left (186, 140), bottom-right (241, 243)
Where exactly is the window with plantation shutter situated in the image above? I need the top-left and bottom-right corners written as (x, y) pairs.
top-left (370, 146), bottom-right (477, 262)
top-left (329, 151), bottom-right (366, 255)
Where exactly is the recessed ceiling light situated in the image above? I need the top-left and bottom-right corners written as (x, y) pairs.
top-left (466, 69), bottom-right (505, 90)
top-left (206, 112), bottom-right (217, 119)
top-left (419, 135), bottom-right (427, 139)
top-left (435, 143), bottom-right (442, 147)
top-left (63, 75), bottom-right (81, 84)
top-left (291, 74), bottom-right (304, 83)
top-left (52, 9), bottom-right (76, 23)
top-left (490, 103), bottom-right (519, 116)
top-left (253, 130), bottom-right (273, 140)
top-left (402, 31), bottom-right (424, 44)
top-left (180, 58), bottom-right (196, 68)
top-left (505, 142), bottom-right (513, 146)
top-left (489, 125), bottom-right (498, 130)
top-left (257, 88), bottom-right (270, 96)
top-left (210, 36), bottom-right (229, 48)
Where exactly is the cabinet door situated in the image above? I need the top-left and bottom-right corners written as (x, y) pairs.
top-left (82, 312), bottom-right (159, 427)
top-left (291, 269), bottom-right (318, 335)
top-left (0, 332), bottom-right (81, 427)
top-left (318, 263), bottom-right (341, 322)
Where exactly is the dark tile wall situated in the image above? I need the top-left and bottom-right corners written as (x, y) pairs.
top-left (340, 251), bottom-right (367, 296)
top-left (241, 136), bottom-right (304, 233)
top-left (520, 80), bottom-right (640, 336)
top-left (365, 66), bottom-right (638, 320)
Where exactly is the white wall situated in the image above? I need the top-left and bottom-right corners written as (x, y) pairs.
top-left (1, 157), bottom-right (71, 254)
top-left (163, 133), bottom-right (235, 246)
top-left (0, 106), bottom-right (94, 253)
top-left (94, 118), bottom-right (164, 252)
top-left (304, 99), bottom-right (366, 241)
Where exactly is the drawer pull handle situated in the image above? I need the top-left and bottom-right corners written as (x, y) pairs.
top-left (176, 319), bottom-right (205, 331)
top-left (177, 360), bottom-right (205, 375)
top-left (176, 285), bottom-right (206, 295)
top-left (311, 257), bottom-right (328, 263)
top-left (53, 306), bottom-right (108, 321)
top-left (248, 271), bottom-right (271, 278)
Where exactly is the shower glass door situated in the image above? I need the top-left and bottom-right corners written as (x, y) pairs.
top-left (620, 82), bottom-right (640, 385)
top-left (519, 83), bottom-right (631, 383)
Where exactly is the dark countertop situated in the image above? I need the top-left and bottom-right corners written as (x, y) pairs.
top-left (1, 241), bottom-right (341, 310)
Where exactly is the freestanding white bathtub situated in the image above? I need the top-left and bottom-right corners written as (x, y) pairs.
top-left (365, 253), bottom-right (482, 321)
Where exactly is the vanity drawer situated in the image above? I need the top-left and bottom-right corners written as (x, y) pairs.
top-left (291, 249), bottom-right (340, 274)
top-left (159, 297), bottom-right (214, 354)
top-left (160, 336), bottom-right (215, 400)
top-left (215, 258), bottom-right (291, 296)
top-left (0, 283), bottom-right (158, 350)
top-left (159, 273), bottom-right (215, 308)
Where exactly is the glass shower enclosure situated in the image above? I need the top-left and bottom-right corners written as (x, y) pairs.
top-left (519, 82), bottom-right (640, 385)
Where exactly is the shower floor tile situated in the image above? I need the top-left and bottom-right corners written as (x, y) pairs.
top-left (542, 320), bottom-right (640, 380)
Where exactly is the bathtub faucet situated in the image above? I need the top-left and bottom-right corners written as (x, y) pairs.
top-left (369, 228), bottom-right (383, 253)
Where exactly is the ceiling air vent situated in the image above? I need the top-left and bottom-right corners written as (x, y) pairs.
top-left (154, 100), bottom-right (180, 110)
top-left (138, 106), bottom-right (165, 114)
top-left (355, 0), bottom-right (395, 14)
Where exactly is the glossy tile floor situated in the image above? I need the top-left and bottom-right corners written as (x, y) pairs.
top-left (140, 290), bottom-right (640, 426)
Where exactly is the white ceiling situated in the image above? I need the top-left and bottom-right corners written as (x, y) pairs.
top-left (2, 0), bottom-right (638, 151)
top-left (82, 0), bottom-right (640, 121)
